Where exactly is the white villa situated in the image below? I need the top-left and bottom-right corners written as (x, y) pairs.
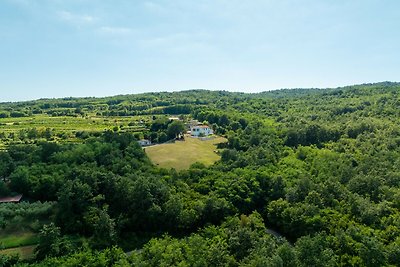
top-left (190, 125), bottom-right (213, 137)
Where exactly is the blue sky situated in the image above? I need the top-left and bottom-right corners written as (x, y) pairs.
top-left (1, 0), bottom-right (399, 102)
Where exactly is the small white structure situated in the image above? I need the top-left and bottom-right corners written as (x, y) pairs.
top-left (169, 117), bottom-right (181, 121)
top-left (190, 125), bottom-right (213, 137)
top-left (138, 139), bottom-right (151, 146)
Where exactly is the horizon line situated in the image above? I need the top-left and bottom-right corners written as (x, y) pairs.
top-left (1, 81), bottom-right (398, 104)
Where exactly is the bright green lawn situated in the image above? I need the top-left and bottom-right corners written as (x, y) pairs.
top-left (145, 135), bottom-right (227, 171)
top-left (0, 232), bottom-right (39, 249)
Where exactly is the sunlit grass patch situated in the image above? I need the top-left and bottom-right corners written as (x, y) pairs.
top-left (145, 135), bottom-right (227, 170)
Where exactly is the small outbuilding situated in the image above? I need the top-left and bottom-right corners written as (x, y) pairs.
top-left (0, 194), bottom-right (23, 203)
top-left (138, 139), bottom-right (151, 146)
top-left (169, 117), bottom-right (181, 121)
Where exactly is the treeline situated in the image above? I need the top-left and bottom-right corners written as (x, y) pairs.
top-left (0, 90), bottom-right (241, 118)
top-left (1, 82), bottom-right (400, 266)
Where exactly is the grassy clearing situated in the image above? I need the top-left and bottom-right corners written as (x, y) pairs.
top-left (0, 245), bottom-right (37, 260)
top-left (0, 232), bottom-right (39, 249)
top-left (145, 135), bottom-right (227, 170)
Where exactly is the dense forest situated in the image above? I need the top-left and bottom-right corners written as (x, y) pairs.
top-left (1, 82), bottom-right (400, 266)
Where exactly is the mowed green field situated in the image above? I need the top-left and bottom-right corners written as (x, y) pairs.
top-left (0, 231), bottom-right (39, 259)
top-left (0, 231), bottom-right (39, 249)
top-left (145, 135), bottom-right (227, 170)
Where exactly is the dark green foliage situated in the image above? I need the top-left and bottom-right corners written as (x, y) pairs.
top-left (1, 83), bottom-right (400, 265)
top-left (0, 201), bottom-right (54, 233)
top-left (295, 233), bottom-right (338, 267)
top-left (0, 254), bottom-right (20, 267)
top-left (166, 120), bottom-right (185, 139)
top-left (35, 223), bottom-right (63, 260)
top-left (84, 205), bottom-right (117, 249)
top-left (29, 247), bottom-right (128, 266)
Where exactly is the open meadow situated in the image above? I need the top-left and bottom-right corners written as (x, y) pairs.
top-left (0, 232), bottom-right (39, 260)
top-left (145, 135), bottom-right (227, 170)
top-left (0, 232), bottom-right (38, 249)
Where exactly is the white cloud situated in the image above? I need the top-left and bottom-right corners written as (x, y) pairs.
top-left (137, 31), bottom-right (216, 56)
top-left (98, 26), bottom-right (133, 35)
top-left (57, 10), bottom-right (96, 25)
top-left (139, 31), bottom-right (211, 47)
